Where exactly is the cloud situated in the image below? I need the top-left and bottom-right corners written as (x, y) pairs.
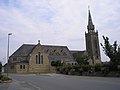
top-left (0, 0), bottom-right (120, 64)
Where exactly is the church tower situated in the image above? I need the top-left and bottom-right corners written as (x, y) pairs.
top-left (85, 9), bottom-right (101, 64)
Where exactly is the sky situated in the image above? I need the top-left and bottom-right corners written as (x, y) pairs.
top-left (0, 0), bottom-right (120, 65)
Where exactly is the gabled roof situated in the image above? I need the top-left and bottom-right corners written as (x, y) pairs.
top-left (10, 44), bottom-right (35, 57)
top-left (10, 44), bottom-right (75, 62)
top-left (43, 45), bottom-right (74, 61)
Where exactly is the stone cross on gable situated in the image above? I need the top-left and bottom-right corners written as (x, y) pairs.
top-left (38, 40), bottom-right (40, 44)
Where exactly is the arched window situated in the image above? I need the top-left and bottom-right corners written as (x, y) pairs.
top-left (36, 55), bottom-right (38, 64)
top-left (41, 55), bottom-right (43, 64)
top-left (36, 52), bottom-right (43, 64)
top-left (38, 52), bottom-right (41, 64)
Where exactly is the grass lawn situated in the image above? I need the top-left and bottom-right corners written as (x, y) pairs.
top-left (0, 75), bottom-right (12, 83)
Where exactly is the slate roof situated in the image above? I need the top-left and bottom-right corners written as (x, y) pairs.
top-left (43, 45), bottom-right (74, 62)
top-left (10, 60), bottom-right (29, 64)
top-left (10, 44), bottom-right (35, 57)
top-left (10, 44), bottom-right (75, 62)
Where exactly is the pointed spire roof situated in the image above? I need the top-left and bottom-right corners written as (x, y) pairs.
top-left (87, 8), bottom-right (95, 32)
top-left (88, 10), bottom-right (93, 26)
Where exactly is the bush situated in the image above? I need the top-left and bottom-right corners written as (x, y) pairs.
top-left (0, 75), bottom-right (3, 79)
top-left (94, 64), bottom-right (103, 72)
top-left (51, 61), bottom-right (65, 67)
top-left (0, 75), bottom-right (11, 81)
top-left (73, 65), bottom-right (81, 72)
top-left (81, 65), bottom-right (92, 72)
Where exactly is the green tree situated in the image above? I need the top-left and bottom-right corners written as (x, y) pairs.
top-left (0, 62), bottom-right (2, 75)
top-left (101, 36), bottom-right (120, 70)
top-left (73, 53), bottom-right (89, 65)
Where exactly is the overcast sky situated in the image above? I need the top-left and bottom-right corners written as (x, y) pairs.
top-left (0, 0), bottom-right (120, 65)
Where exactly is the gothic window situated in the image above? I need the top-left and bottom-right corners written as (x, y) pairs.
top-left (38, 52), bottom-right (41, 64)
top-left (20, 65), bottom-right (25, 69)
top-left (36, 52), bottom-right (43, 64)
top-left (41, 55), bottom-right (43, 64)
top-left (36, 55), bottom-right (38, 64)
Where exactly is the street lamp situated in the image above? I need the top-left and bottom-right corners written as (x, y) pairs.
top-left (7, 33), bottom-right (12, 76)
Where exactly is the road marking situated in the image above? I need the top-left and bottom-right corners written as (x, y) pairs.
top-left (27, 82), bottom-right (43, 90)
top-left (11, 78), bottom-right (43, 90)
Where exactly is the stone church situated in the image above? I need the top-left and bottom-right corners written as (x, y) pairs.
top-left (4, 9), bottom-right (101, 73)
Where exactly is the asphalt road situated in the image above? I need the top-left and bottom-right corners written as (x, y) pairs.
top-left (0, 74), bottom-right (120, 90)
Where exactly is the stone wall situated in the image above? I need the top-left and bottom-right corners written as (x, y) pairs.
top-left (16, 63), bottom-right (28, 73)
top-left (4, 63), bottom-right (29, 73)
top-left (4, 64), bottom-right (16, 73)
top-left (28, 44), bottom-right (51, 73)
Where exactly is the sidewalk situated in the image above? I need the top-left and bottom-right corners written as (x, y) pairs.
top-left (0, 79), bottom-right (41, 90)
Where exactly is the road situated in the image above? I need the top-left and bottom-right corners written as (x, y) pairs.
top-left (0, 74), bottom-right (120, 90)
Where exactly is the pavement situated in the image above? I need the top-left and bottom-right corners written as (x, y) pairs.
top-left (0, 73), bottom-right (42, 90)
top-left (0, 79), bottom-right (41, 90)
top-left (0, 73), bottom-right (120, 90)
top-left (0, 73), bottom-right (59, 90)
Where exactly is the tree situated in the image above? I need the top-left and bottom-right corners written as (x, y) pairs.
top-left (73, 53), bottom-right (89, 65)
top-left (0, 62), bottom-right (2, 75)
top-left (101, 36), bottom-right (120, 70)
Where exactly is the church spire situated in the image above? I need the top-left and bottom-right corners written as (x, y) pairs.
top-left (87, 7), bottom-right (95, 32)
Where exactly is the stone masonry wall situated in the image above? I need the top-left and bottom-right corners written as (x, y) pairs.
top-left (28, 44), bottom-right (51, 73)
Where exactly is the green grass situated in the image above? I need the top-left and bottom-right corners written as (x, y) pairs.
top-left (0, 75), bottom-right (12, 81)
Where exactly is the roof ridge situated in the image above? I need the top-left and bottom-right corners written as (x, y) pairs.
top-left (23, 44), bottom-right (35, 46)
top-left (42, 45), bottom-right (67, 47)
